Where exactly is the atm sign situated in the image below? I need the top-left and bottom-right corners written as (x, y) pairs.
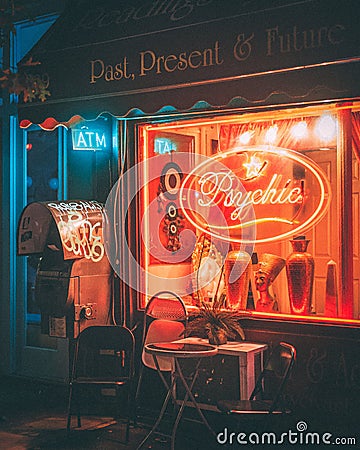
top-left (72, 129), bottom-right (107, 151)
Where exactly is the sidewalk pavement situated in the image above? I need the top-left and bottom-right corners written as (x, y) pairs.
top-left (1, 375), bottom-right (358, 449)
top-left (0, 375), bottom-right (222, 450)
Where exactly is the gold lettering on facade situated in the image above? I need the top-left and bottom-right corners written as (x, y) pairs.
top-left (233, 33), bottom-right (254, 61)
top-left (139, 41), bottom-right (223, 76)
top-left (90, 57), bottom-right (134, 84)
top-left (266, 24), bottom-right (345, 56)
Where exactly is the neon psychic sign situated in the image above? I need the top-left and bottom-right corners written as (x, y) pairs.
top-left (179, 146), bottom-right (331, 244)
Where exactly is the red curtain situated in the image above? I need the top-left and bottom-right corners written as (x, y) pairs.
top-left (219, 112), bottom-right (360, 162)
top-left (352, 112), bottom-right (360, 162)
top-left (219, 116), bottom-right (335, 152)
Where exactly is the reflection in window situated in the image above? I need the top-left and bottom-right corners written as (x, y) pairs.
top-left (137, 108), bottom-right (360, 324)
top-left (26, 130), bottom-right (59, 317)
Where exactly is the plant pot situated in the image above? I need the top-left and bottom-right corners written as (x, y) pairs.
top-left (208, 329), bottom-right (227, 345)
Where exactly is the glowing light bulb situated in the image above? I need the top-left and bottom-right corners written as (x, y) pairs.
top-left (291, 121), bottom-right (308, 140)
top-left (315, 113), bottom-right (337, 141)
top-left (238, 130), bottom-right (254, 145)
top-left (265, 124), bottom-right (278, 144)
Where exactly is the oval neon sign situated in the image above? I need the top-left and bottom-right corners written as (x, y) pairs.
top-left (179, 146), bottom-right (331, 244)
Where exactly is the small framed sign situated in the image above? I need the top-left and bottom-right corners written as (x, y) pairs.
top-left (71, 118), bottom-right (111, 151)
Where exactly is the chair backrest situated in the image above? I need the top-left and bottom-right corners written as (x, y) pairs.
top-left (71, 325), bottom-right (135, 381)
top-left (145, 291), bottom-right (187, 321)
top-left (142, 320), bottom-right (185, 371)
top-left (250, 342), bottom-right (296, 412)
top-left (141, 291), bottom-right (187, 372)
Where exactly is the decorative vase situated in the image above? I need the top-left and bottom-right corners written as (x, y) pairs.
top-left (286, 237), bottom-right (314, 315)
top-left (208, 328), bottom-right (227, 345)
top-left (224, 250), bottom-right (251, 310)
top-left (324, 260), bottom-right (338, 317)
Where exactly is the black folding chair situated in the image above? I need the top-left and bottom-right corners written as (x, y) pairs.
top-left (217, 342), bottom-right (296, 421)
top-left (67, 325), bottom-right (135, 442)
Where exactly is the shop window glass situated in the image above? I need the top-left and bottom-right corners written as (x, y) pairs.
top-left (26, 129), bottom-right (58, 347)
top-left (67, 116), bottom-right (115, 203)
top-left (138, 107), bottom-right (359, 324)
top-left (351, 112), bottom-right (360, 320)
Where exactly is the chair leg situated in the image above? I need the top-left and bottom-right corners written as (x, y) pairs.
top-left (77, 411), bottom-right (81, 428)
top-left (67, 383), bottom-right (82, 433)
top-left (75, 390), bottom-right (81, 428)
top-left (125, 416), bottom-right (130, 443)
top-left (66, 384), bottom-right (73, 433)
top-left (134, 364), bottom-right (144, 425)
top-left (169, 371), bottom-right (179, 417)
top-left (115, 386), bottom-right (131, 443)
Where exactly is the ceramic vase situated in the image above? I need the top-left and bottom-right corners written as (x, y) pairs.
top-left (286, 238), bottom-right (314, 315)
top-left (224, 250), bottom-right (251, 310)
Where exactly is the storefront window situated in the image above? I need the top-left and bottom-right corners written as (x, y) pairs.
top-left (67, 115), bottom-right (115, 203)
top-left (26, 129), bottom-right (59, 347)
top-left (138, 105), bottom-right (359, 324)
top-left (26, 129), bottom-right (59, 317)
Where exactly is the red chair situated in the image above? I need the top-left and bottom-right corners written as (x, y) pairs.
top-left (134, 291), bottom-right (187, 420)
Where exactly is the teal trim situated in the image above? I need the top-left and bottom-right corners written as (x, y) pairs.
top-left (0, 27), bottom-right (17, 375)
top-left (58, 127), bottom-right (68, 199)
top-left (0, 13), bottom-right (60, 377)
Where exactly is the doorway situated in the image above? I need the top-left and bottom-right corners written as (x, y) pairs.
top-left (17, 119), bottom-right (117, 382)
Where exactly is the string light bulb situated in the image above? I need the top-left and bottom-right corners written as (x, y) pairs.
top-left (238, 130), bottom-right (254, 145)
top-left (291, 121), bottom-right (308, 140)
top-left (315, 113), bottom-right (337, 142)
top-left (265, 124), bottom-right (278, 144)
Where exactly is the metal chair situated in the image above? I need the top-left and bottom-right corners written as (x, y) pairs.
top-left (134, 291), bottom-right (187, 420)
top-left (217, 342), bottom-right (296, 419)
top-left (67, 325), bottom-right (135, 442)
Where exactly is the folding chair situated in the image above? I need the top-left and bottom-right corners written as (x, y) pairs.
top-left (67, 325), bottom-right (135, 442)
top-left (217, 342), bottom-right (296, 422)
top-left (134, 291), bottom-right (187, 420)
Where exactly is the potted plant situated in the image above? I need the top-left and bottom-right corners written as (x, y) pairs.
top-left (185, 299), bottom-right (246, 345)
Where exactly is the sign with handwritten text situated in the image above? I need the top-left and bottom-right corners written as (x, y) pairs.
top-left (179, 146), bottom-right (331, 244)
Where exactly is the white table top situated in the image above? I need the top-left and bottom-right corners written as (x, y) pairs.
top-left (174, 337), bottom-right (267, 356)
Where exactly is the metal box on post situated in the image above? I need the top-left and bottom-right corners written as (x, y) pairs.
top-left (17, 200), bottom-right (113, 338)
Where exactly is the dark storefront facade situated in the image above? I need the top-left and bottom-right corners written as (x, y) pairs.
top-left (4, 0), bottom-right (360, 423)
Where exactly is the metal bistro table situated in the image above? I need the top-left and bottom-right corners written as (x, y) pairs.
top-left (137, 341), bottom-right (218, 450)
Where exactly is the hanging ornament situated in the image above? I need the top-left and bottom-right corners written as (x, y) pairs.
top-left (159, 161), bottom-right (183, 200)
top-left (163, 202), bottom-right (185, 252)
